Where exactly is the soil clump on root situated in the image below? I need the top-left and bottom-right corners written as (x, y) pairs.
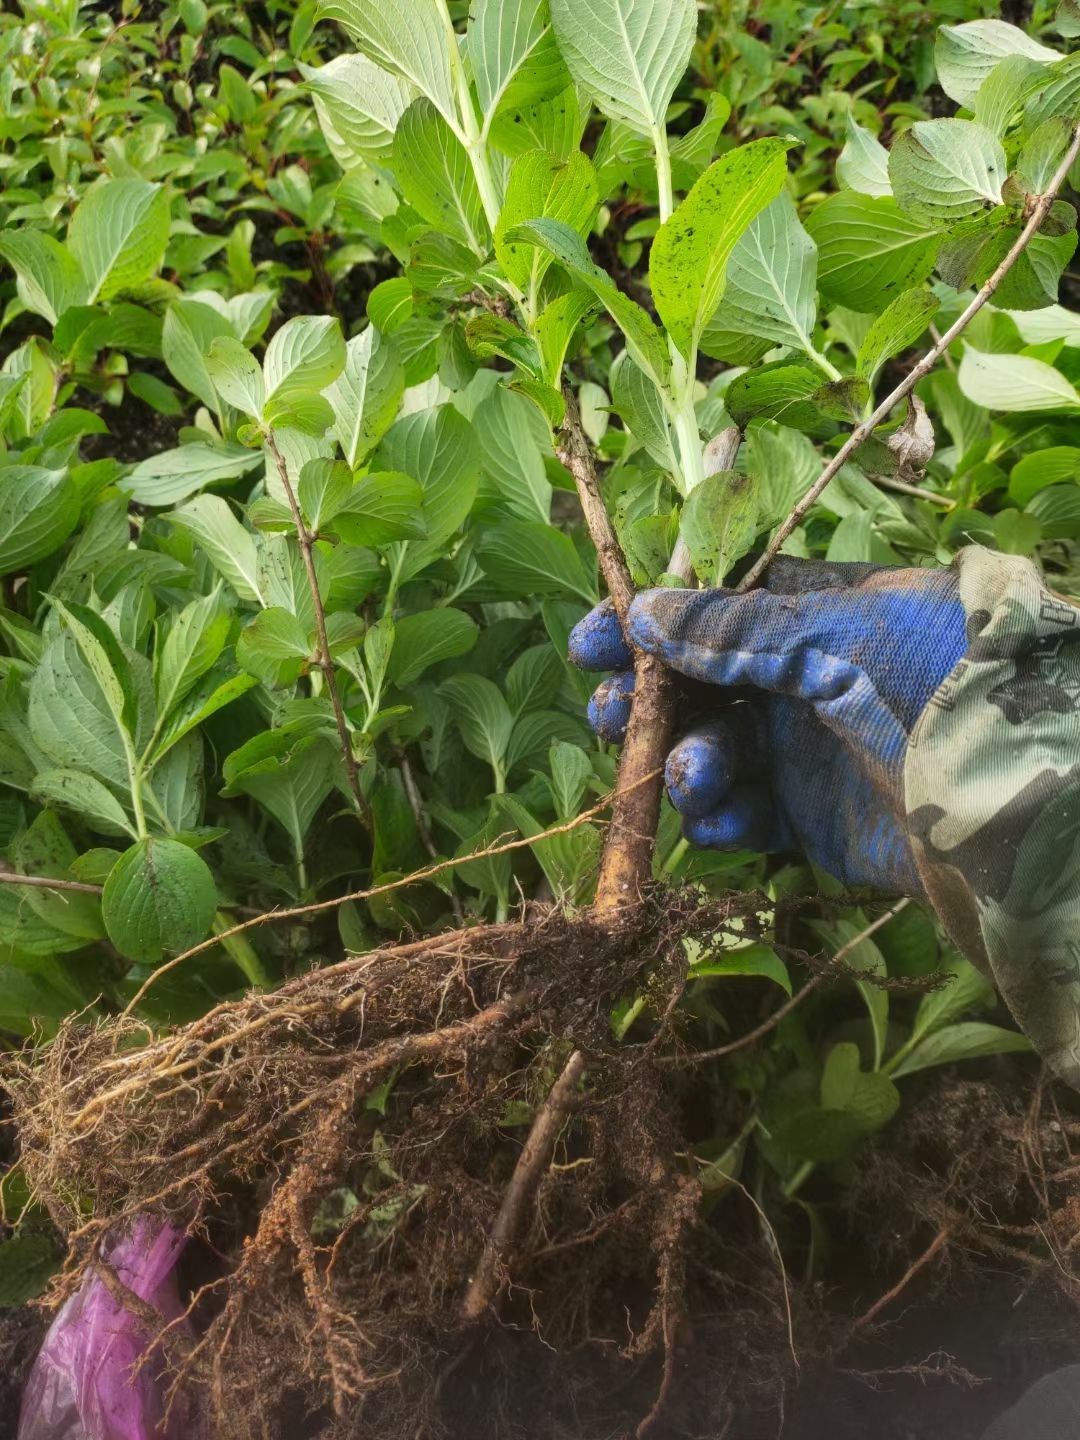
top-left (7, 896), bottom-right (1080, 1440)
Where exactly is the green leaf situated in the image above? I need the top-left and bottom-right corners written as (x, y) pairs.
top-left (724, 363), bottom-right (826, 432)
top-left (388, 608), bottom-right (479, 685)
top-left (0, 230), bottom-right (86, 324)
top-left (325, 327), bottom-right (404, 469)
top-left (207, 336), bottom-right (266, 416)
top-left (748, 422), bottom-right (820, 527)
top-left (162, 299), bottom-right (236, 416)
top-left (393, 98), bottom-right (489, 253)
top-left (889, 1022), bottom-right (1032, 1078)
top-left (0, 466), bottom-right (79, 576)
top-left (0, 1233), bottom-right (58, 1307)
top-left (548, 740), bottom-right (592, 820)
top-left (836, 114), bottom-right (891, 198)
top-left (820, 916), bottom-right (890, 1070)
top-left (1017, 117), bottom-right (1076, 193)
top-left (299, 53), bottom-right (413, 167)
top-left (1025, 52), bottom-right (1080, 127)
top-left (806, 193), bottom-right (941, 314)
top-left (48, 597), bottom-right (139, 745)
top-left (680, 469), bottom-right (761, 584)
top-left (958, 346), bottom-right (1080, 412)
top-left (820, 1042), bottom-right (900, 1133)
top-left (298, 459), bottom-right (353, 533)
top-left (154, 589), bottom-right (230, 721)
top-left (701, 192), bottom-right (819, 363)
top-left (1020, 488), bottom-right (1080, 538)
top-left (330, 471), bottom-right (426, 546)
top-left (13, 810), bottom-right (104, 940)
top-left (935, 19), bottom-right (1058, 107)
top-left (909, 954), bottom-right (994, 1044)
top-left (222, 729), bottom-right (339, 852)
top-left (477, 519), bottom-right (597, 601)
top-left (650, 138), bottom-right (794, 362)
top-left (855, 288), bottom-right (939, 386)
top-left (468, 0), bottom-right (567, 132)
top-left (686, 940), bottom-right (791, 995)
top-left (1010, 446), bottom-right (1080, 504)
top-left (972, 53), bottom-right (1046, 140)
top-left (548, 0), bottom-right (695, 135)
top-left (439, 674), bottom-right (514, 777)
top-left (102, 836), bottom-right (217, 964)
top-left (495, 149), bottom-right (598, 293)
top-left (31, 769), bottom-right (135, 838)
top-left (236, 607), bottom-right (312, 686)
top-left (263, 315), bottom-right (346, 427)
top-left (888, 120), bottom-right (1005, 224)
top-left (120, 442), bottom-right (263, 508)
top-left (495, 791), bottom-right (600, 902)
top-left (170, 495), bottom-right (265, 604)
top-left (510, 217), bottom-right (670, 389)
top-left (375, 405), bottom-right (481, 578)
top-left (472, 384), bottom-right (553, 522)
top-left (316, 0), bottom-right (459, 131)
top-left (489, 84), bottom-right (584, 159)
top-left (68, 179), bottom-right (170, 303)
top-left (29, 630), bottom-right (132, 792)
top-left (535, 290), bottom-right (598, 386)
top-left (149, 668), bottom-right (258, 765)
top-left (609, 350), bottom-right (679, 474)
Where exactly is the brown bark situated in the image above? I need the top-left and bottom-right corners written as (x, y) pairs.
top-left (558, 394), bottom-right (742, 915)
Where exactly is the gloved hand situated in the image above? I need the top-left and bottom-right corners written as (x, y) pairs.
top-left (569, 557), bottom-right (969, 895)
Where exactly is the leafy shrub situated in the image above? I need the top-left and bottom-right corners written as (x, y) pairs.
top-left (0, 0), bottom-right (1076, 1339)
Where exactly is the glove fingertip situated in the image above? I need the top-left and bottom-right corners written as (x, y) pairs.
top-left (568, 600), bottom-right (631, 672)
top-left (665, 728), bottom-right (736, 818)
top-left (587, 671), bottom-right (634, 742)
top-left (683, 784), bottom-right (777, 853)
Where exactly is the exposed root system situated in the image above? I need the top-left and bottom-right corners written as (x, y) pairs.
top-left (9, 896), bottom-right (786, 1438)
top-left (9, 896), bottom-right (1080, 1440)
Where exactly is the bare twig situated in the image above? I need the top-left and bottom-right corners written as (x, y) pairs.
top-left (849, 1226), bottom-right (951, 1333)
top-left (738, 120), bottom-right (1080, 591)
top-left (461, 1049), bottom-right (587, 1321)
top-left (120, 774), bottom-right (661, 1017)
top-left (669, 898), bottom-right (909, 1067)
top-left (873, 475), bottom-right (955, 507)
top-left (266, 431), bottom-right (371, 830)
top-left (0, 871), bottom-right (102, 895)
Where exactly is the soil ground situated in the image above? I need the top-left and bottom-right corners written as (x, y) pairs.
top-left (5, 1271), bottom-right (1067, 1440)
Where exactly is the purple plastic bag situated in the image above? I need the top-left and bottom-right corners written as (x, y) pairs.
top-left (18, 1217), bottom-right (198, 1440)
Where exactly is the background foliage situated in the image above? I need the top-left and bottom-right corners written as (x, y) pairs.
top-left (1, 0), bottom-right (1077, 1308)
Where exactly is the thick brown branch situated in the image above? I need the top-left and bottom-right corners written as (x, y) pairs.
top-left (739, 119), bottom-right (1080, 591)
top-left (266, 432), bottom-right (371, 831)
top-left (461, 1049), bottom-right (586, 1321)
top-left (559, 392), bottom-right (742, 913)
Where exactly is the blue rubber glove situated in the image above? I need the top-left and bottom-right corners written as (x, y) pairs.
top-left (568, 557), bottom-right (969, 894)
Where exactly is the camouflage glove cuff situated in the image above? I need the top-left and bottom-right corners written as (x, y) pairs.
top-left (906, 547), bottom-right (1080, 1087)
